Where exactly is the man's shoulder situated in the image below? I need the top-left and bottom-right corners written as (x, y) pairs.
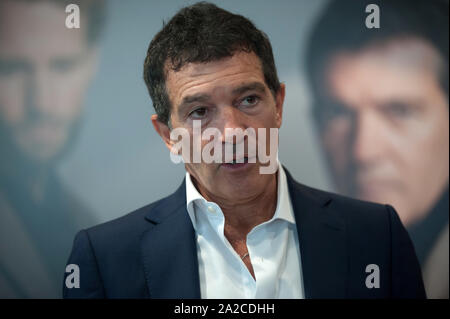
top-left (285, 169), bottom-right (392, 227)
top-left (287, 173), bottom-right (400, 260)
top-left (305, 183), bottom-right (388, 213)
top-left (85, 200), bottom-right (157, 237)
top-left (79, 181), bottom-right (186, 248)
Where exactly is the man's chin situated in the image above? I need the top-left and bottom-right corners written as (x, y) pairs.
top-left (357, 188), bottom-right (392, 203)
top-left (220, 165), bottom-right (272, 194)
top-left (3, 118), bottom-right (83, 168)
top-left (21, 143), bottom-right (66, 165)
top-left (14, 130), bottom-right (68, 163)
top-left (356, 187), bottom-right (409, 214)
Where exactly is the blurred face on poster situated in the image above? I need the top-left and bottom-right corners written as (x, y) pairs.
top-left (0, 0), bottom-right (97, 165)
top-left (318, 38), bottom-right (449, 226)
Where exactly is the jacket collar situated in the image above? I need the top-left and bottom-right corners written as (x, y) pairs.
top-left (141, 167), bottom-right (347, 298)
top-left (141, 180), bottom-right (201, 298)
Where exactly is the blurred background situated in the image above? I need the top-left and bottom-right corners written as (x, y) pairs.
top-left (0, 0), bottom-right (447, 298)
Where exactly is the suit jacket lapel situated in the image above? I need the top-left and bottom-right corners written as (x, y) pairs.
top-left (140, 181), bottom-right (200, 298)
top-left (285, 168), bottom-right (348, 299)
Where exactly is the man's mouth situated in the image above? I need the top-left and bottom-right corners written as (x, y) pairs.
top-left (221, 156), bottom-right (252, 169)
top-left (227, 156), bottom-right (249, 164)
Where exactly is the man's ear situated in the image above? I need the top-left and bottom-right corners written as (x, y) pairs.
top-left (151, 114), bottom-right (175, 153)
top-left (274, 83), bottom-right (285, 128)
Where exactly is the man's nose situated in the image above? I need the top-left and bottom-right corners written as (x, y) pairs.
top-left (351, 110), bottom-right (387, 164)
top-left (26, 67), bottom-right (54, 114)
top-left (219, 106), bottom-right (248, 144)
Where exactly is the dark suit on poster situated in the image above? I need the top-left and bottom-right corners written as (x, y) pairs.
top-left (0, 172), bottom-right (96, 298)
top-left (63, 168), bottom-right (425, 299)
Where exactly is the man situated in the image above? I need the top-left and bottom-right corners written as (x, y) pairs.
top-left (0, 0), bottom-right (104, 298)
top-left (64, 2), bottom-right (425, 298)
top-left (305, 0), bottom-right (448, 298)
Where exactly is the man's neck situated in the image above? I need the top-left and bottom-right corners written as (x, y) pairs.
top-left (195, 172), bottom-right (278, 240)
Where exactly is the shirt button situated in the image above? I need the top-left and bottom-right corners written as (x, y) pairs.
top-left (207, 206), bottom-right (215, 213)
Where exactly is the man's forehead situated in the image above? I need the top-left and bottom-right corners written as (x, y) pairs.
top-left (165, 52), bottom-right (265, 97)
top-left (0, 0), bottom-right (87, 58)
top-left (327, 38), bottom-right (443, 82)
top-left (166, 52), bottom-right (262, 81)
top-left (326, 39), bottom-right (445, 107)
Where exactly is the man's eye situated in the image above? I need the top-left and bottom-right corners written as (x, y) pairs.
top-left (189, 107), bottom-right (208, 118)
top-left (383, 102), bottom-right (414, 118)
top-left (316, 103), bottom-right (352, 124)
top-left (0, 61), bottom-right (28, 76)
top-left (240, 95), bottom-right (259, 107)
top-left (51, 59), bottom-right (78, 73)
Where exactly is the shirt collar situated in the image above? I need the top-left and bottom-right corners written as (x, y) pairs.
top-left (185, 172), bottom-right (207, 229)
top-left (185, 162), bottom-right (296, 230)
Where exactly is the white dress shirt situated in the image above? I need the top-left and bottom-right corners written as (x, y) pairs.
top-left (185, 164), bottom-right (305, 299)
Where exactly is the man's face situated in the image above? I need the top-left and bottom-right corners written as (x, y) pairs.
top-left (319, 39), bottom-right (449, 225)
top-left (0, 0), bottom-right (97, 164)
top-left (154, 51), bottom-right (284, 201)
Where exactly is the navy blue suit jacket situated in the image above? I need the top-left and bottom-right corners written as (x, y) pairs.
top-left (63, 169), bottom-right (425, 298)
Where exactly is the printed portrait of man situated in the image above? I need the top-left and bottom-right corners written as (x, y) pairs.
top-left (0, 0), bottom-right (105, 298)
top-left (306, 0), bottom-right (448, 298)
